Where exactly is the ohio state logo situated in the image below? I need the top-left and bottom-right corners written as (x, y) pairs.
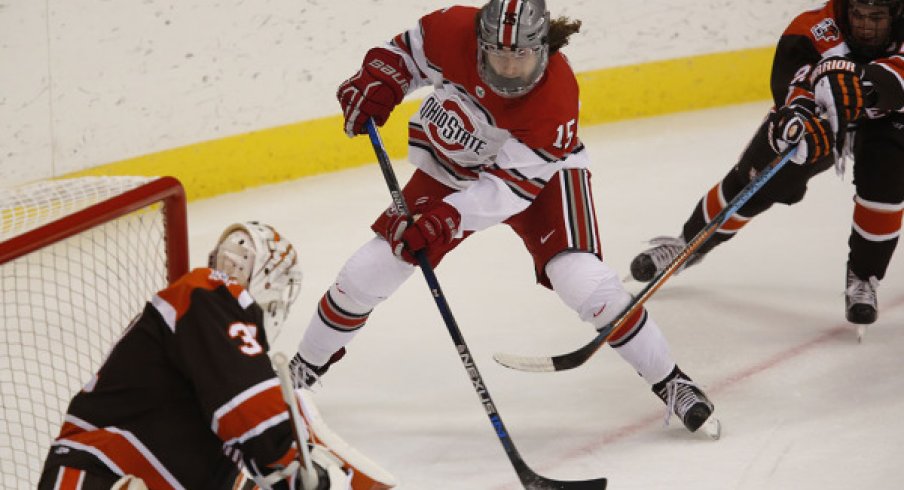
top-left (811, 18), bottom-right (840, 42)
top-left (419, 97), bottom-right (488, 154)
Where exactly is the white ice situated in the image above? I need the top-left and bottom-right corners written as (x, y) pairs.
top-left (189, 101), bottom-right (904, 490)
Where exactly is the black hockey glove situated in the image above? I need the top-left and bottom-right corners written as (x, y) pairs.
top-left (767, 104), bottom-right (833, 165)
top-left (811, 56), bottom-right (867, 134)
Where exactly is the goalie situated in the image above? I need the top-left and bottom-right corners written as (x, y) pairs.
top-left (37, 222), bottom-right (395, 490)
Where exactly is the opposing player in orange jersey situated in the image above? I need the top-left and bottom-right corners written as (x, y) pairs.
top-left (38, 222), bottom-right (395, 490)
top-left (630, 0), bottom-right (904, 334)
top-left (290, 0), bottom-right (720, 438)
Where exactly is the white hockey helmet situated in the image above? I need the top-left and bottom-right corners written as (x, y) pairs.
top-left (209, 221), bottom-right (302, 340)
top-left (477, 0), bottom-right (550, 98)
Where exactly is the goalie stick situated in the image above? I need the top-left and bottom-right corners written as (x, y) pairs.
top-left (272, 352), bottom-right (320, 490)
top-left (364, 119), bottom-right (607, 490)
top-left (493, 146), bottom-right (800, 373)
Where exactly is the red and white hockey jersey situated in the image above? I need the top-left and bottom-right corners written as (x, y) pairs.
top-left (384, 6), bottom-right (590, 232)
top-left (50, 268), bottom-right (296, 489)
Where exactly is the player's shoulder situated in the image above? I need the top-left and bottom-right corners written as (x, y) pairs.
top-left (783, 1), bottom-right (843, 50)
top-left (420, 6), bottom-right (480, 58)
top-left (165, 268), bottom-right (248, 299)
top-left (535, 53), bottom-right (579, 106)
top-left (151, 268), bottom-right (255, 330)
top-left (506, 53), bottom-right (579, 154)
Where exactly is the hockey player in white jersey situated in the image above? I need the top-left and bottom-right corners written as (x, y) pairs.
top-left (291, 0), bottom-right (721, 439)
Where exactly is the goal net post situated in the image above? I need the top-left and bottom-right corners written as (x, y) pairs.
top-left (0, 176), bottom-right (189, 488)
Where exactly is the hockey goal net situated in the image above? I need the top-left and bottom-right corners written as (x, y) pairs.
top-left (0, 176), bottom-right (189, 488)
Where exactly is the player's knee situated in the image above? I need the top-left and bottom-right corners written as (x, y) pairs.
top-left (337, 237), bottom-right (415, 307)
top-left (547, 252), bottom-right (630, 329)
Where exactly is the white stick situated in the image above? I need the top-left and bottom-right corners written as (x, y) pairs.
top-left (271, 352), bottom-right (319, 490)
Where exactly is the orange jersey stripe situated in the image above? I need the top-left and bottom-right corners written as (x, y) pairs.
top-left (703, 183), bottom-right (749, 232)
top-left (61, 429), bottom-right (179, 490)
top-left (853, 201), bottom-right (904, 238)
top-left (216, 382), bottom-right (287, 442)
top-left (55, 467), bottom-right (86, 490)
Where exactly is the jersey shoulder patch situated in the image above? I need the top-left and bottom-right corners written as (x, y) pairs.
top-left (784, 3), bottom-right (844, 53)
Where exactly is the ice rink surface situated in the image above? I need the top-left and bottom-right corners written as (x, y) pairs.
top-left (189, 102), bottom-right (903, 490)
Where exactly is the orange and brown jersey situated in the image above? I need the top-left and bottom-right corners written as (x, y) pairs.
top-left (773, 0), bottom-right (904, 113)
top-left (51, 268), bottom-right (297, 489)
top-left (381, 6), bottom-right (590, 233)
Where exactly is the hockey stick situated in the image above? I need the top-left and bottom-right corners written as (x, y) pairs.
top-left (494, 146), bottom-right (800, 373)
top-left (272, 352), bottom-right (320, 490)
top-left (364, 119), bottom-right (607, 490)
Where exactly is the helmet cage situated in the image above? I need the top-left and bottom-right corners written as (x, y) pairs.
top-left (477, 0), bottom-right (550, 97)
top-left (209, 222), bottom-right (302, 341)
top-left (837, 0), bottom-right (904, 59)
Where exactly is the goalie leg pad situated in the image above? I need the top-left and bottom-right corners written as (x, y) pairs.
top-left (297, 390), bottom-right (398, 490)
top-left (311, 446), bottom-right (353, 489)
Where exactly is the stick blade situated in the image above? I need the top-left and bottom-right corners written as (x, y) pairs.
top-left (492, 351), bottom-right (556, 372)
top-left (494, 335), bottom-right (603, 373)
top-left (519, 471), bottom-right (607, 489)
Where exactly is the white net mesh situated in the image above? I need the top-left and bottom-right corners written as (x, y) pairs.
top-left (0, 177), bottom-right (177, 488)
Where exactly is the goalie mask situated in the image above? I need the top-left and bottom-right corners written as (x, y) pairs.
top-left (209, 221), bottom-right (302, 341)
top-left (836, 0), bottom-right (904, 60)
top-left (477, 0), bottom-right (550, 98)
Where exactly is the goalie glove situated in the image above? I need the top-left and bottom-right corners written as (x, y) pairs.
top-left (767, 104), bottom-right (834, 165)
top-left (336, 48), bottom-right (412, 137)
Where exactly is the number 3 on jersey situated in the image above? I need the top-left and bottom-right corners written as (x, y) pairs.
top-left (229, 323), bottom-right (263, 356)
top-left (553, 119), bottom-right (576, 149)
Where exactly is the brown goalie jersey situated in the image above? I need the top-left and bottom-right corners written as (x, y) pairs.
top-left (40, 268), bottom-right (298, 489)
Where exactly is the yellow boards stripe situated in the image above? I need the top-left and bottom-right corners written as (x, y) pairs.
top-left (66, 47), bottom-right (775, 201)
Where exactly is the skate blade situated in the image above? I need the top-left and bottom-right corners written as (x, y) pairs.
top-left (698, 416), bottom-right (721, 440)
top-left (857, 324), bottom-right (866, 343)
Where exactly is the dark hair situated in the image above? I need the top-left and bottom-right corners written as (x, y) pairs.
top-left (549, 16), bottom-right (582, 54)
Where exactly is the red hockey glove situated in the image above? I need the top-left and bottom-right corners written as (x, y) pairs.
top-left (336, 48), bottom-right (412, 137)
top-left (386, 200), bottom-right (461, 264)
top-left (767, 104), bottom-right (834, 165)
top-left (811, 56), bottom-right (866, 134)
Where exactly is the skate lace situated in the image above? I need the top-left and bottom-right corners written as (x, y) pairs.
top-left (645, 236), bottom-right (686, 270)
top-left (289, 354), bottom-right (322, 390)
top-left (846, 274), bottom-right (879, 307)
top-left (662, 377), bottom-right (701, 426)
